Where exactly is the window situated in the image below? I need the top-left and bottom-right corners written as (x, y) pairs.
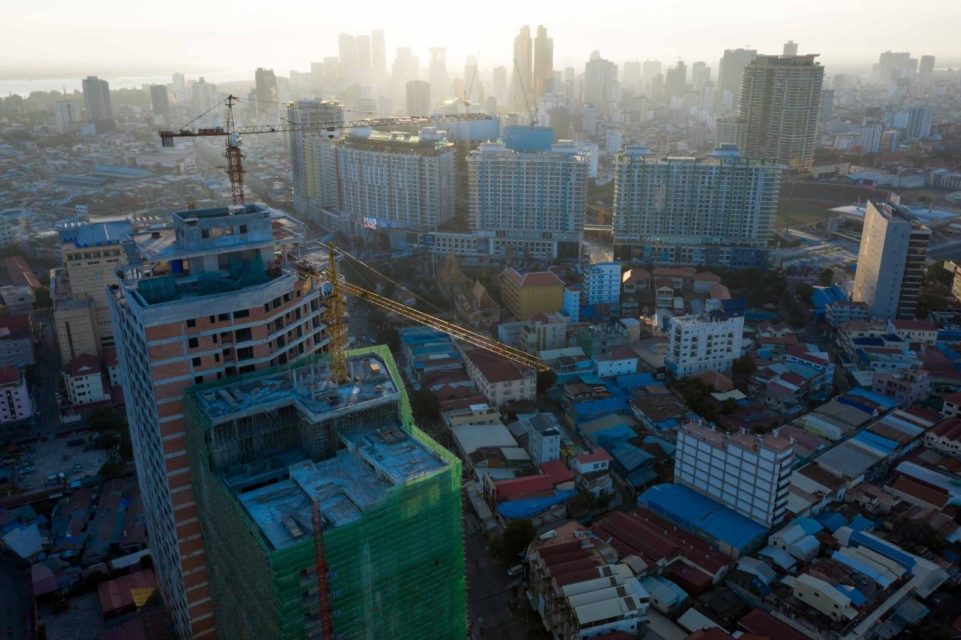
top-left (186, 319), bottom-right (196, 328)
top-left (188, 337), bottom-right (199, 349)
top-left (192, 357), bottom-right (201, 367)
top-left (239, 224), bottom-right (248, 234)
top-left (194, 376), bottom-right (204, 384)
top-left (233, 309), bottom-right (250, 319)
top-left (209, 315), bottom-right (215, 323)
top-left (218, 313), bottom-right (230, 322)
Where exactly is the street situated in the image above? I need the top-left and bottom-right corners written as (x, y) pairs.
top-left (464, 512), bottom-right (536, 640)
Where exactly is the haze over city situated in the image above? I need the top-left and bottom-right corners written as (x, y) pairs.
top-left (4, 0), bottom-right (961, 83)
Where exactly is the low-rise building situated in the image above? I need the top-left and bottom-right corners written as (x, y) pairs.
top-left (584, 261), bottom-right (622, 307)
top-left (871, 367), bottom-right (929, 405)
top-left (593, 346), bottom-right (638, 378)
top-left (0, 285), bottom-right (35, 317)
top-left (0, 315), bottom-right (34, 368)
top-left (924, 417), bottom-right (961, 457)
top-left (501, 268), bottom-right (565, 320)
top-left (62, 353), bottom-right (110, 407)
top-left (825, 300), bottom-right (870, 328)
top-left (525, 413), bottom-right (563, 466)
top-left (886, 319), bottom-right (937, 345)
top-left (0, 367), bottom-right (32, 424)
top-left (461, 348), bottom-right (536, 407)
top-left (570, 449), bottom-right (614, 497)
top-left (665, 304), bottom-right (744, 378)
top-left (527, 522), bottom-right (649, 640)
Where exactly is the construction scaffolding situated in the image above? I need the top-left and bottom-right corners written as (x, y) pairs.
top-left (184, 346), bottom-right (466, 640)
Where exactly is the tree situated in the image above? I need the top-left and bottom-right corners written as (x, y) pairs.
top-left (537, 369), bottom-right (557, 394)
top-left (409, 388), bottom-right (440, 423)
top-left (817, 268), bottom-right (834, 287)
top-left (494, 519), bottom-right (537, 562)
top-left (732, 356), bottom-right (756, 377)
top-left (376, 327), bottom-right (400, 353)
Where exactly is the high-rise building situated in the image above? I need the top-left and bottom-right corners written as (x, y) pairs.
top-left (583, 51), bottom-right (618, 114)
top-left (905, 105), bottom-right (933, 139)
top-left (612, 145), bottom-right (781, 267)
top-left (492, 65), bottom-right (508, 105)
top-left (81, 75), bottom-right (115, 133)
top-left (859, 121), bottom-right (883, 153)
top-left (876, 50), bottom-right (912, 84)
top-left (641, 60), bottom-right (662, 93)
top-left (184, 347), bottom-right (466, 639)
top-left (172, 72), bottom-right (186, 101)
top-left (54, 101), bottom-right (78, 133)
top-left (405, 79), bottom-right (431, 116)
top-left (716, 48), bottom-right (757, 110)
top-left (338, 33), bottom-right (358, 73)
top-left (109, 204), bottom-right (330, 639)
top-left (783, 40), bottom-right (799, 56)
top-left (511, 26), bottom-right (533, 112)
top-left (371, 29), bottom-right (387, 81)
top-left (622, 61), bottom-right (642, 92)
top-left (665, 302), bottom-right (745, 379)
top-left (467, 140), bottom-right (586, 259)
top-left (150, 85), bottom-right (170, 123)
top-left (919, 55), bottom-right (935, 80)
top-left (335, 127), bottom-right (455, 232)
top-left (533, 25), bottom-right (553, 99)
top-left (665, 60), bottom-right (687, 97)
top-left (852, 200), bottom-right (931, 320)
top-left (355, 34), bottom-right (372, 78)
top-left (819, 88), bottom-right (834, 124)
top-left (675, 422), bottom-right (794, 528)
top-left (191, 77), bottom-right (220, 128)
top-left (738, 54), bottom-right (823, 171)
top-left (254, 67), bottom-right (277, 110)
top-left (428, 47), bottom-right (448, 106)
top-left (690, 61), bottom-right (710, 92)
top-left (287, 99), bottom-right (344, 217)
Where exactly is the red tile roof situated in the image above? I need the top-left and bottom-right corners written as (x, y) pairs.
top-left (575, 448), bottom-right (612, 464)
top-left (493, 473), bottom-right (554, 502)
top-left (464, 348), bottom-right (532, 383)
top-left (0, 314), bottom-right (31, 341)
top-left (503, 268), bottom-right (564, 289)
top-left (890, 319), bottom-right (937, 331)
top-left (540, 461), bottom-right (575, 485)
top-left (65, 353), bottom-right (102, 377)
top-left (0, 366), bottom-right (20, 385)
top-left (738, 609), bottom-right (808, 640)
top-left (891, 475), bottom-right (949, 509)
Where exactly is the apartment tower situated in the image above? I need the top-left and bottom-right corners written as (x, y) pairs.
top-left (109, 204), bottom-right (328, 638)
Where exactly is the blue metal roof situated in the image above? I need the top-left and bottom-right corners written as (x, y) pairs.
top-left (853, 431), bottom-right (899, 455)
top-left (496, 489), bottom-right (576, 520)
top-left (638, 484), bottom-right (767, 552)
top-left (845, 388), bottom-right (899, 409)
top-left (758, 546), bottom-right (796, 570)
top-left (572, 398), bottom-right (628, 420)
top-left (793, 517), bottom-right (825, 535)
top-left (849, 514), bottom-right (875, 532)
top-left (815, 510), bottom-right (848, 533)
top-left (589, 424), bottom-right (637, 448)
top-left (609, 441), bottom-right (655, 472)
top-left (832, 550), bottom-right (894, 589)
top-left (849, 531), bottom-right (916, 571)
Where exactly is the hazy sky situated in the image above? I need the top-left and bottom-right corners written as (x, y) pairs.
top-left (4, 0), bottom-right (960, 79)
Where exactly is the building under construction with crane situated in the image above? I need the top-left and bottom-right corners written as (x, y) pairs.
top-left (183, 345), bottom-right (466, 639)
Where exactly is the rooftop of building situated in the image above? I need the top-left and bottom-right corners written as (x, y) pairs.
top-left (463, 348), bottom-right (533, 383)
top-left (193, 354), bottom-right (398, 425)
top-left (502, 267), bottom-right (565, 289)
top-left (340, 126), bottom-right (454, 154)
top-left (680, 422), bottom-right (794, 455)
top-left (237, 423), bottom-right (446, 551)
top-left (58, 219), bottom-right (132, 248)
top-left (193, 350), bottom-right (449, 551)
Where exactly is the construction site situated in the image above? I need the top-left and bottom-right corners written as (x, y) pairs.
top-left (183, 346), bottom-right (466, 640)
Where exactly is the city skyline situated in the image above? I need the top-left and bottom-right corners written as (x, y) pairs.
top-left (5, 0), bottom-right (961, 82)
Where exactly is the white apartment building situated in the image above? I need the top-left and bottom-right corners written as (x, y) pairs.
top-left (526, 413), bottom-right (562, 466)
top-left (335, 127), bottom-right (455, 232)
top-left (585, 261), bottom-right (622, 306)
top-left (852, 201), bottom-right (931, 320)
top-left (612, 145), bottom-right (781, 268)
top-left (675, 422), bottom-right (795, 528)
top-left (467, 141), bottom-right (586, 260)
top-left (665, 305), bottom-right (744, 378)
top-left (62, 353), bottom-right (110, 406)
